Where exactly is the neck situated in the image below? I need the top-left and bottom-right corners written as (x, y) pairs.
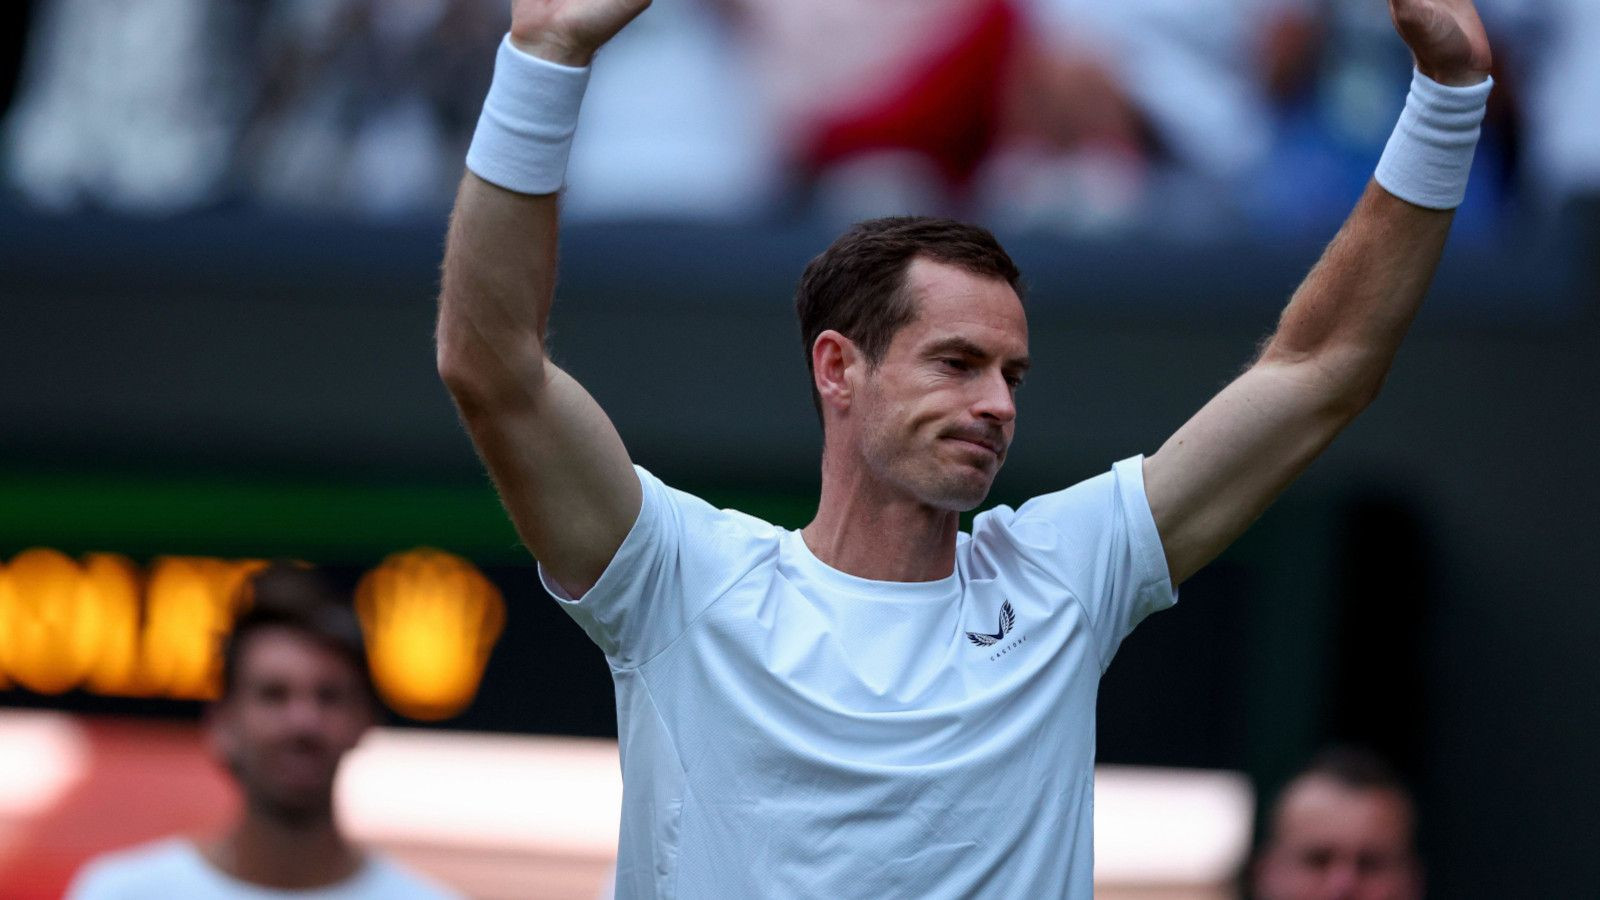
top-left (203, 802), bottom-right (362, 890)
top-left (802, 455), bottom-right (961, 583)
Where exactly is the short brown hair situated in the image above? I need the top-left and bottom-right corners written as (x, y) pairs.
top-left (1295, 746), bottom-right (1412, 796)
top-left (795, 216), bottom-right (1023, 418)
top-left (219, 562), bottom-right (377, 706)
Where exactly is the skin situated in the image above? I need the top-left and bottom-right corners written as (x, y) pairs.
top-left (437, 0), bottom-right (1492, 595)
top-left (199, 628), bottom-right (374, 890)
top-left (803, 258), bottom-right (1029, 580)
top-left (1254, 776), bottom-right (1423, 900)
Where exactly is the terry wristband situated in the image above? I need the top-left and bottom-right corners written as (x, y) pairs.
top-left (466, 34), bottom-right (592, 195)
top-left (1374, 68), bottom-right (1494, 210)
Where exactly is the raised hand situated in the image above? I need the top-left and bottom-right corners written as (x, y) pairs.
top-left (509, 0), bottom-right (652, 66)
top-left (1388, 0), bottom-right (1492, 86)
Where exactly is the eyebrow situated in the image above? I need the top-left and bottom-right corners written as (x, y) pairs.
top-left (925, 337), bottom-right (1032, 373)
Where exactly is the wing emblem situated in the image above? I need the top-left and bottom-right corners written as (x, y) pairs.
top-left (965, 600), bottom-right (1016, 647)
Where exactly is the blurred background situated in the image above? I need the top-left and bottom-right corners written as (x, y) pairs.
top-left (0, 0), bottom-right (1595, 896)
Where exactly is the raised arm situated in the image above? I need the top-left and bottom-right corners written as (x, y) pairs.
top-left (437, 0), bottom-right (650, 597)
top-left (1143, 0), bottom-right (1493, 586)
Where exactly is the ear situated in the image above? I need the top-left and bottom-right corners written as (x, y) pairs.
top-left (811, 330), bottom-right (861, 414)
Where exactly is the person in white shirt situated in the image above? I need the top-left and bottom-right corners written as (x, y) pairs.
top-left (67, 564), bottom-right (458, 900)
top-left (437, 1), bottom-right (1494, 895)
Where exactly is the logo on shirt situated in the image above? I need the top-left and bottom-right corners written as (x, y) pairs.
top-left (965, 600), bottom-right (1016, 647)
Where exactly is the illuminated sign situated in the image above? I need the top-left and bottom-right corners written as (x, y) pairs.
top-left (356, 549), bottom-right (506, 721)
top-left (0, 548), bottom-right (504, 719)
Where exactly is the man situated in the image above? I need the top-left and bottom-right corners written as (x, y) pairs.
top-left (1254, 748), bottom-right (1424, 900)
top-left (68, 564), bottom-right (457, 899)
top-left (436, 0), bottom-right (1493, 895)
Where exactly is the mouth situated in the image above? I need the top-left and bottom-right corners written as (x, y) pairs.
top-left (270, 743), bottom-right (335, 778)
top-left (944, 435), bottom-right (1003, 459)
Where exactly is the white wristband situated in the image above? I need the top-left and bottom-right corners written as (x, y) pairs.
top-left (466, 34), bottom-right (591, 195)
top-left (1374, 69), bottom-right (1493, 210)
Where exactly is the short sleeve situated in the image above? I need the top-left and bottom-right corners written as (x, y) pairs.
top-left (538, 465), bottom-right (776, 668)
top-left (985, 455), bottom-right (1177, 672)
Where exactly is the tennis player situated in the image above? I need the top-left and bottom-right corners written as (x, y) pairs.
top-left (437, 1), bottom-right (1493, 895)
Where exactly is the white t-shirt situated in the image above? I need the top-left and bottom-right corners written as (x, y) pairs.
top-left (542, 456), bottom-right (1177, 898)
top-left (66, 837), bottom-right (459, 900)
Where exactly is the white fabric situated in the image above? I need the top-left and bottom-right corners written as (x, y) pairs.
top-left (65, 837), bottom-right (459, 900)
top-left (542, 457), bottom-right (1177, 898)
top-left (466, 35), bottom-right (591, 196)
top-left (1374, 69), bottom-right (1493, 210)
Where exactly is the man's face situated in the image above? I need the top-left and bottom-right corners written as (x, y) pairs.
top-left (851, 257), bottom-right (1029, 512)
top-left (208, 627), bottom-right (373, 821)
top-left (1254, 776), bottom-right (1422, 900)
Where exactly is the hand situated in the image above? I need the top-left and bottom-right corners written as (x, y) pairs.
top-left (1388, 0), bottom-right (1492, 86)
top-left (509, 0), bottom-right (652, 67)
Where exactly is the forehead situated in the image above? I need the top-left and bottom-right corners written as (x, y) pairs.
top-left (1276, 778), bottom-right (1414, 848)
top-left (897, 257), bottom-right (1027, 351)
top-left (233, 626), bottom-right (362, 689)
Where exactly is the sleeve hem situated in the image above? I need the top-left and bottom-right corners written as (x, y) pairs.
top-left (1112, 455), bottom-right (1179, 608)
top-left (536, 466), bottom-right (658, 660)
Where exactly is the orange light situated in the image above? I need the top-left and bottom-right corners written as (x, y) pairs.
top-left (0, 549), bottom-right (114, 694)
top-left (0, 560), bottom-right (11, 690)
top-left (142, 557), bottom-right (266, 700)
top-left (80, 554), bottom-right (146, 697)
top-left (0, 549), bottom-right (506, 712)
top-left (356, 549), bottom-right (506, 721)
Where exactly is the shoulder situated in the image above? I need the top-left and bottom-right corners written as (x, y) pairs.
top-left (641, 466), bottom-right (781, 536)
top-left (972, 462), bottom-right (1128, 544)
top-left (648, 466), bottom-right (785, 594)
top-left (67, 838), bottom-right (208, 899)
top-left (967, 458), bottom-right (1150, 574)
top-left (637, 465), bottom-right (784, 565)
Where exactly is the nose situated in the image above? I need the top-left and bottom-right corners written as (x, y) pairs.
top-left (972, 367), bottom-right (1017, 424)
top-left (1320, 861), bottom-right (1361, 900)
top-left (284, 693), bottom-right (326, 734)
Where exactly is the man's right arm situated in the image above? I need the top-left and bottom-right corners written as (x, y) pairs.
top-left (436, 1), bottom-right (651, 598)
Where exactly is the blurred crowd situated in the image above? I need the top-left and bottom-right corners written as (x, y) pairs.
top-left (1, 0), bottom-right (1594, 239)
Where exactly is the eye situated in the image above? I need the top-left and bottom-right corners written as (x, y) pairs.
top-left (939, 357), bottom-right (969, 372)
top-left (1299, 848), bottom-right (1335, 871)
top-left (256, 682), bottom-right (290, 705)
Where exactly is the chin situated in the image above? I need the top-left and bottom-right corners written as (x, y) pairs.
top-left (922, 471), bottom-right (995, 512)
top-left (249, 782), bottom-right (337, 821)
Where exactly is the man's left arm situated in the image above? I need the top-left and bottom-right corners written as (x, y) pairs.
top-left (1144, 0), bottom-right (1493, 586)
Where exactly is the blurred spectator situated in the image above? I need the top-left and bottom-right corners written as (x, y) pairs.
top-left (2, 0), bottom-right (504, 220)
top-left (724, 0), bottom-right (1321, 233)
top-left (0, 0), bottom-right (1565, 235)
top-left (1478, 0), bottom-right (1600, 214)
top-left (242, 0), bottom-right (502, 219)
top-left (987, 0), bottom-right (1319, 233)
top-left (65, 564), bottom-right (456, 899)
top-left (1252, 747), bottom-right (1423, 900)
top-left (563, 0), bottom-right (782, 221)
top-left (723, 0), bottom-right (1017, 223)
top-left (1248, 0), bottom-right (1513, 241)
top-left (3, 0), bottom-right (260, 214)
